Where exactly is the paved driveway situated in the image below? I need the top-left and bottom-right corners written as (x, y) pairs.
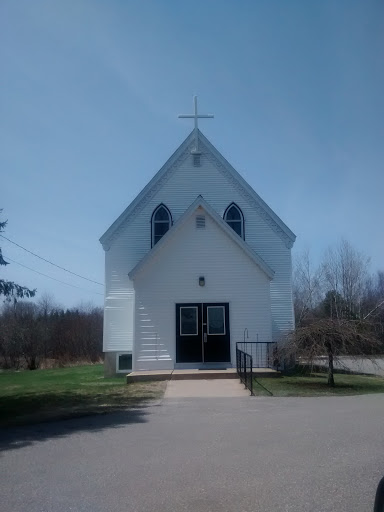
top-left (165, 378), bottom-right (250, 397)
top-left (1, 394), bottom-right (384, 512)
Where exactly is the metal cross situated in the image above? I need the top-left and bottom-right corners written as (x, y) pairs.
top-left (178, 96), bottom-right (214, 153)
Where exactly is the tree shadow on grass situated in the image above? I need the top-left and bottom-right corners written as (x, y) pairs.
top-left (0, 392), bottom-right (161, 455)
top-left (284, 366), bottom-right (328, 378)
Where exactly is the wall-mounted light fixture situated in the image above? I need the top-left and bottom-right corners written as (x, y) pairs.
top-left (199, 276), bottom-right (205, 287)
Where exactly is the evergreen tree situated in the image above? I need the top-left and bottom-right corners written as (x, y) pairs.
top-left (0, 210), bottom-right (36, 302)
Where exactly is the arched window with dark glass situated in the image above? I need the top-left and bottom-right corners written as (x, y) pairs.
top-left (224, 203), bottom-right (244, 239)
top-left (151, 204), bottom-right (172, 246)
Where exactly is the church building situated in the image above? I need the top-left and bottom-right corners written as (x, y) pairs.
top-left (100, 98), bottom-right (296, 376)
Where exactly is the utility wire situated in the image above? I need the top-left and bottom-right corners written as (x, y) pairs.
top-left (5, 256), bottom-right (104, 297)
top-left (0, 235), bottom-right (103, 286)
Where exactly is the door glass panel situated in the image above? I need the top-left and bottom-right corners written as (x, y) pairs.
top-left (207, 307), bottom-right (225, 335)
top-left (180, 307), bottom-right (198, 335)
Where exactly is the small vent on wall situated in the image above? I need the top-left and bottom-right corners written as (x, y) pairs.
top-left (196, 215), bottom-right (205, 229)
top-left (193, 154), bottom-right (201, 167)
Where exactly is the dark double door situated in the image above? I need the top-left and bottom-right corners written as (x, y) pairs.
top-left (176, 303), bottom-right (230, 363)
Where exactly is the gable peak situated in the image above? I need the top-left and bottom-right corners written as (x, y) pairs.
top-left (100, 126), bottom-right (296, 251)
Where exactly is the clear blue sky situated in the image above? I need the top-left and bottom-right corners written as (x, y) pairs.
top-left (1, 0), bottom-right (383, 308)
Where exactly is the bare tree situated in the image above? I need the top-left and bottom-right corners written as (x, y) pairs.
top-left (293, 249), bottom-right (323, 326)
top-left (37, 292), bottom-right (61, 316)
top-left (322, 240), bottom-right (370, 319)
top-left (0, 304), bottom-right (23, 369)
top-left (281, 318), bottom-right (382, 386)
top-left (360, 271), bottom-right (384, 343)
top-left (7, 302), bottom-right (45, 370)
top-left (37, 293), bottom-right (61, 361)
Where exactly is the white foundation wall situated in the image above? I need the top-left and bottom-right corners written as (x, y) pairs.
top-left (132, 213), bottom-right (272, 370)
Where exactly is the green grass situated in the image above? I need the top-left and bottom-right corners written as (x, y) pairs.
top-left (0, 364), bottom-right (166, 427)
top-left (253, 369), bottom-right (384, 397)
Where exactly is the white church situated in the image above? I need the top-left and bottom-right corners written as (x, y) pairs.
top-left (100, 98), bottom-right (296, 376)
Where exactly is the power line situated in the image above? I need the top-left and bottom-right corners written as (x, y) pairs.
top-left (0, 235), bottom-right (103, 286)
top-left (5, 256), bottom-right (104, 297)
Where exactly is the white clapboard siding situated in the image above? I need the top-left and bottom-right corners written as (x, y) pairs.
top-left (133, 212), bottom-right (272, 370)
top-left (102, 134), bottom-right (294, 354)
top-left (102, 243), bottom-right (135, 351)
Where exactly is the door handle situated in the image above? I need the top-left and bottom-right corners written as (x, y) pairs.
top-left (203, 333), bottom-right (207, 343)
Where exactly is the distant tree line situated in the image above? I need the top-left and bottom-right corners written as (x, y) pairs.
top-left (0, 295), bottom-right (103, 370)
top-left (0, 210), bottom-right (103, 370)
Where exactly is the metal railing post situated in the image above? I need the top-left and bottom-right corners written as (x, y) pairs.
top-left (250, 354), bottom-right (254, 396)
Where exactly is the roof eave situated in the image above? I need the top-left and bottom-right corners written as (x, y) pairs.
top-left (99, 130), bottom-right (197, 249)
top-left (198, 130), bottom-right (296, 244)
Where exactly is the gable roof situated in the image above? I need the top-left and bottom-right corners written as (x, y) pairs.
top-left (100, 129), bottom-right (296, 250)
top-left (129, 196), bottom-right (275, 280)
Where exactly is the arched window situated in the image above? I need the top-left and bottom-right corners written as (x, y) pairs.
top-left (224, 203), bottom-right (244, 239)
top-left (151, 204), bottom-right (172, 246)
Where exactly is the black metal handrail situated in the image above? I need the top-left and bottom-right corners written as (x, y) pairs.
top-left (236, 342), bottom-right (279, 396)
top-left (236, 341), bottom-right (279, 370)
top-left (236, 346), bottom-right (253, 395)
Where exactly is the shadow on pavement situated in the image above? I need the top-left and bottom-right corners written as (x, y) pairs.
top-left (0, 402), bottom-right (159, 454)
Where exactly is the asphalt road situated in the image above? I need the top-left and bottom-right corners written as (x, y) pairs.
top-left (1, 394), bottom-right (384, 512)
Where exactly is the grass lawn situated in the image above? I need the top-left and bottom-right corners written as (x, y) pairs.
top-left (254, 369), bottom-right (384, 397)
top-left (0, 364), bottom-right (166, 427)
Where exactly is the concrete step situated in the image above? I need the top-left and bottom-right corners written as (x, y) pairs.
top-left (126, 368), bottom-right (280, 383)
top-left (172, 369), bottom-right (238, 380)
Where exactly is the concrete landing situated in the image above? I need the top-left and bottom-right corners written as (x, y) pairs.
top-left (127, 368), bottom-right (280, 383)
top-left (164, 379), bottom-right (250, 398)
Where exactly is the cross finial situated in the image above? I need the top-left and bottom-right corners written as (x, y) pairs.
top-left (178, 96), bottom-right (214, 153)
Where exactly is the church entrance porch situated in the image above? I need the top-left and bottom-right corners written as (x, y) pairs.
top-left (175, 303), bottom-right (230, 364)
